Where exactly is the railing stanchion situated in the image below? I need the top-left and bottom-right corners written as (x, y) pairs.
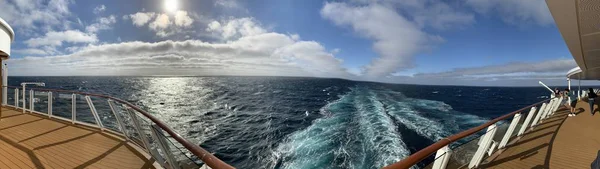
top-left (469, 124), bottom-right (498, 168)
top-left (127, 107), bottom-right (152, 150)
top-left (151, 125), bottom-right (180, 169)
top-left (2, 65), bottom-right (6, 105)
top-left (517, 107), bottom-right (537, 136)
top-left (21, 85), bottom-right (25, 113)
top-left (108, 99), bottom-right (128, 139)
top-left (431, 145), bottom-right (451, 169)
top-left (531, 103), bottom-right (546, 127)
top-left (550, 97), bottom-right (563, 116)
top-left (48, 92), bottom-right (52, 118)
top-left (544, 99), bottom-right (556, 120)
top-left (127, 107), bottom-right (165, 165)
top-left (85, 96), bottom-right (104, 130)
top-left (499, 113), bottom-right (522, 149)
top-left (540, 100), bottom-right (554, 122)
top-left (71, 94), bottom-right (76, 124)
top-left (29, 90), bottom-right (34, 113)
top-left (14, 88), bottom-right (18, 107)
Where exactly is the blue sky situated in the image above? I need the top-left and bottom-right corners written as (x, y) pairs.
top-left (0, 0), bottom-right (588, 86)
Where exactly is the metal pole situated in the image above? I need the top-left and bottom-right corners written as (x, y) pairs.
top-left (108, 100), bottom-right (128, 139)
top-left (2, 64), bottom-right (6, 105)
top-left (85, 96), bottom-right (104, 130)
top-left (578, 79), bottom-right (581, 100)
top-left (150, 124), bottom-right (179, 169)
top-left (71, 94), bottom-right (76, 124)
top-left (499, 113), bottom-right (522, 148)
top-left (518, 107), bottom-right (537, 136)
top-left (469, 124), bottom-right (497, 168)
top-left (431, 145), bottom-right (451, 169)
top-left (29, 90), bottom-right (33, 113)
top-left (14, 88), bottom-right (18, 107)
top-left (22, 84), bottom-right (25, 113)
top-left (48, 92), bottom-right (52, 118)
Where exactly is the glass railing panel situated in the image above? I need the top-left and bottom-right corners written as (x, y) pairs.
top-left (6, 87), bottom-right (15, 107)
top-left (52, 92), bottom-right (73, 119)
top-left (422, 150), bottom-right (449, 169)
top-left (446, 133), bottom-right (484, 168)
top-left (88, 96), bottom-right (119, 132)
top-left (32, 90), bottom-right (49, 114)
top-left (75, 94), bottom-right (96, 125)
top-left (114, 105), bottom-right (147, 149)
top-left (151, 124), bottom-right (203, 168)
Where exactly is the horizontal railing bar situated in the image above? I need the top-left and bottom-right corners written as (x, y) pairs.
top-left (382, 98), bottom-right (552, 169)
top-left (6, 86), bottom-right (234, 169)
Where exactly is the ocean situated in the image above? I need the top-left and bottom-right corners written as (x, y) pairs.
top-left (7, 76), bottom-right (562, 169)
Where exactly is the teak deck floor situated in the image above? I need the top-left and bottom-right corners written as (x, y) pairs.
top-left (0, 107), bottom-right (155, 169)
top-left (482, 99), bottom-right (600, 169)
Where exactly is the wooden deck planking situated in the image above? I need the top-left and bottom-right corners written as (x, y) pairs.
top-left (0, 107), bottom-right (154, 169)
top-left (482, 99), bottom-right (600, 168)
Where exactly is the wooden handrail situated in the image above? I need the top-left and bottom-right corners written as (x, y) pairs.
top-left (382, 98), bottom-right (552, 169)
top-left (7, 86), bottom-right (235, 169)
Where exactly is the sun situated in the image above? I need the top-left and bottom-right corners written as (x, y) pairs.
top-left (164, 0), bottom-right (178, 13)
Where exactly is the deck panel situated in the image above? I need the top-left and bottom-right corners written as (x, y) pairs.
top-left (482, 99), bottom-right (600, 168)
top-left (0, 107), bottom-right (154, 169)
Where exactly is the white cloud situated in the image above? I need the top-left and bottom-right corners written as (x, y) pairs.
top-left (93, 5), bottom-right (106, 14)
top-left (128, 12), bottom-right (156, 27)
top-left (0, 0), bottom-right (72, 34)
top-left (13, 48), bottom-right (50, 55)
top-left (149, 14), bottom-right (171, 31)
top-left (321, 2), bottom-right (439, 78)
top-left (86, 15), bottom-right (117, 33)
top-left (215, 0), bottom-right (241, 9)
top-left (24, 30), bottom-right (98, 47)
top-left (465, 0), bottom-right (553, 26)
top-left (127, 10), bottom-right (196, 37)
top-left (174, 11), bottom-right (194, 27)
top-left (206, 18), bottom-right (266, 40)
top-left (9, 18), bottom-right (350, 78)
top-left (413, 59), bottom-right (576, 78)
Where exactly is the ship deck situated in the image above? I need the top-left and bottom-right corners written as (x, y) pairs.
top-left (0, 106), bottom-right (155, 169)
top-left (481, 99), bottom-right (600, 168)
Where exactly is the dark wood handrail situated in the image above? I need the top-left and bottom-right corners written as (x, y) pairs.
top-left (382, 98), bottom-right (552, 169)
top-left (7, 86), bottom-right (235, 169)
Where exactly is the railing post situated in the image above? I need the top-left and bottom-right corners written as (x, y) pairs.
top-left (540, 100), bottom-right (554, 122)
top-left (22, 85), bottom-right (25, 113)
top-left (539, 100), bottom-right (553, 121)
top-left (431, 145), bottom-right (451, 169)
top-left (499, 113), bottom-right (522, 149)
top-left (150, 125), bottom-right (179, 169)
top-left (126, 107), bottom-right (165, 165)
top-left (127, 107), bottom-right (152, 150)
top-left (108, 100), bottom-right (128, 139)
top-left (72, 94), bottom-right (76, 124)
top-left (531, 103), bottom-right (546, 127)
top-left (518, 107), bottom-right (537, 136)
top-left (2, 64), bottom-right (6, 105)
top-left (48, 92), bottom-right (52, 118)
top-left (85, 96), bottom-right (104, 130)
top-left (469, 124), bottom-right (497, 168)
top-left (29, 90), bottom-right (34, 113)
top-left (550, 97), bottom-right (563, 116)
top-left (14, 88), bottom-right (18, 107)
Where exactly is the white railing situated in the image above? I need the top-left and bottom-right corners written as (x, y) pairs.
top-left (384, 97), bottom-right (560, 169)
top-left (4, 86), bottom-right (232, 169)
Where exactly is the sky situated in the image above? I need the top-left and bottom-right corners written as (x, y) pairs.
top-left (0, 0), bottom-right (593, 86)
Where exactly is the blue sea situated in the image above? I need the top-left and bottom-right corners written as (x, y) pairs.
top-left (7, 76), bottom-right (561, 169)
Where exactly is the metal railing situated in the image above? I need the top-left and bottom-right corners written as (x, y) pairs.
top-left (383, 96), bottom-right (562, 169)
top-left (4, 86), bottom-right (235, 169)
